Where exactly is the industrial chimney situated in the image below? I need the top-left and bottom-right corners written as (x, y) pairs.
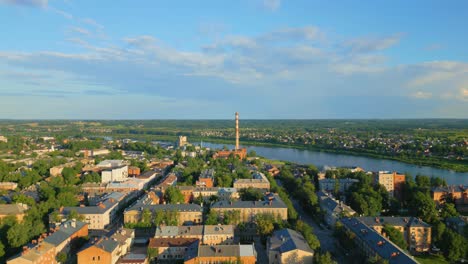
top-left (235, 112), bottom-right (239, 150)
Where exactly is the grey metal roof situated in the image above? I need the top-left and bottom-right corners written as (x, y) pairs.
top-left (44, 220), bottom-right (87, 246)
top-left (357, 216), bottom-right (431, 228)
top-left (341, 218), bottom-right (419, 264)
top-left (212, 194), bottom-right (287, 209)
top-left (268, 228), bottom-right (314, 254)
top-left (196, 244), bottom-right (256, 258)
top-left (127, 203), bottom-right (202, 212)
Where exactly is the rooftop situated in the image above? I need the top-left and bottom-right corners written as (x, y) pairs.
top-left (127, 203), bottom-right (202, 213)
top-left (268, 228), bottom-right (314, 254)
top-left (0, 203), bottom-right (28, 215)
top-left (149, 237), bottom-right (199, 248)
top-left (44, 220), bottom-right (87, 246)
top-left (357, 216), bottom-right (431, 228)
top-left (212, 193), bottom-right (286, 209)
top-left (341, 218), bottom-right (418, 264)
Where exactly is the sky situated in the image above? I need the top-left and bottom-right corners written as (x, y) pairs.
top-left (0, 0), bottom-right (467, 119)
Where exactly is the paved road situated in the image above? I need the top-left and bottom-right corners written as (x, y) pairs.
top-left (291, 199), bottom-right (347, 263)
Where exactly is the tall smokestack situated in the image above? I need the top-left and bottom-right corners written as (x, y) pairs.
top-left (235, 112), bottom-right (239, 150)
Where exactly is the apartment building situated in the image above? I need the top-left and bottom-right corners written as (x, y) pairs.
top-left (211, 193), bottom-right (288, 223)
top-left (184, 244), bottom-right (256, 264)
top-left (148, 238), bottom-right (199, 261)
top-left (267, 228), bottom-right (314, 264)
top-left (77, 228), bottom-right (134, 264)
top-left (8, 220), bottom-right (88, 264)
top-left (196, 169), bottom-right (215, 188)
top-left (357, 216), bottom-right (432, 253)
top-left (54, 192), bottom-right (125, 230)
top-left (101, 166), bottom-right (129, 183)
top-left (0, 203), bottom-right (28, 222)
top-left (233, 172), bottom-right (270, 190)
top-left (124, 204), bottom-right (203, 226)
top-left (318, 191), bottom-right (356, 227)
top-left (154, 225), bottom-right (234, 245)
top-left (341, 218), bottom-right (418, 264)
top-left (318, 178), bottom-right (359, 193)
top-left (375, 171), bottom-right (405, 198)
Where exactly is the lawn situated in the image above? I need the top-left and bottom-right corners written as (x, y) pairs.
top-left (415, 254), bottom-right (449, 264)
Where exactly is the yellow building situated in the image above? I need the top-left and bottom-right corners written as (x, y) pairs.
top-left (211, 193), bottom-right (287, 223)
top-left (124, 204), bottom-right (203, 226)
top-left (267, 229), bottom-right (314, 264)
top-left (357, 217), bottom-right (432, 253)
top-left (233, 172), bottom-right (270, 190)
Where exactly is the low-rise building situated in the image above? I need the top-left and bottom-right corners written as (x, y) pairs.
top-left (196, 169), bottom-right (215, 188)
top-left (432, 185), bottom-right (468, 203)
top-left (49, 162), bottom-right (77, 177)
top-left (53, 192), bottom-right (125, 230)
top-left (357, 216), bottom-right (432, 253)
top-left (341, 218), bottom-right (418, 264)
top-left (154, 225), bottom-right (234, 245)
top-left (267, 228), bottom-right (314, 264)
top-left (101, 166), bottom-right (129, 183)
top-left (233, 172), bottom-right (270, 190)
top-left (148, 238), bottom-right (199, 261)
top-left (77, 228), bottom-right (134, 264)
top-left (124, 204), bottom-right (203, 226)
top-left (118, 253), bottom-right (148, 264)
top-left (0, 203), bottom-right (28, 222)
top-left (318, 178), bottom-right (359, 193)
top-left (211, 193), bottom-right (287, 223)
top-left (0, 182), bottom-right (18, 190)
top-left (445, 216), bottom-right (467, 236)
top-left (318, 191), bottom-right (356, 227)
top-left (7, 220), bottom-right (88, 264)
top-left (184, 244), bottom-right (256, 264)
top-left (97, 160), bottom-right (126, 168)
top-left (0, 135), bottom-right (8, 143)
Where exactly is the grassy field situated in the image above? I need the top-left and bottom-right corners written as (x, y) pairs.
top-left (415, 254), bottom-right (449, 264)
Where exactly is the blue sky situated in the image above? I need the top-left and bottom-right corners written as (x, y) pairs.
top-left (0, 0), bottom-right (467, 119)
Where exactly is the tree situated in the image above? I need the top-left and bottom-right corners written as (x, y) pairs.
top-left (7, 222), bottom-right (31, 248)
top-left (314, 252), bottom-right (337, 264)
top-left (440, 203), bottom-right (458, 218)
top-left (382, 224), bottom-right (407, 250)
top-left (147, 247), bottom-right (159, 263)
top-left (239, 187), bottom-right (264, 201)
top-left (163, 186), bottom-right (185, 204)
top-left (440, 229), bottom-right (466, 262)
top-left (255, 214), bottom-right (275, 237)
top-left (205, 210), bottom-right (219, 225)
top-left (0, 241), bottom-right (5, 258)
top-left (408, 191), bottom-right (438, 223)
top-left (67, 210), bottom-right (85, 221)
top-left (295, 220), bottom-right (320, 250)
top-left (56, 252), bottom-right (67, 263)
top-left (141, 208), bottom-right (153, 227)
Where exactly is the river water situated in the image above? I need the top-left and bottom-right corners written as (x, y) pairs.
top-left (198, 142), bottom-right (468, 185)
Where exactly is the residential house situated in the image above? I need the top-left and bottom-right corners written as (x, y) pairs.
top-left (267, 228), bottom-right (314, 264)
top-left (124, 204), bottom-right (203, 226)
top-left (211, 193), bottom-right (288, 223)
top-left (318, 191), bottom-right (356, 227)
top-left (184, 244), bottom-right (256, 264)
top-left (357, 216), bottom-right (432, 253)
top-left (0, 203), bottom-right (28, 222)
top-left (233, 172), bottom-right (270, 190)
top-left (340, 218), bottom-right (418, 264)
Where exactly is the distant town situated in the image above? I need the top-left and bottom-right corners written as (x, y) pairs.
top-left (0, 115), bottom-right (466, 264)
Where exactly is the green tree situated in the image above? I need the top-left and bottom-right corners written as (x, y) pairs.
top-left (255, 214), bottom-right (275, 237)
top-left (7, 222), bottom-right (31, 248)
top-left (239, 187), bottom-right (264, 201)
top-left (205, 210), bottom-right (219, 225)
top-left (382, 224), bottom-right (407, 250)
top-left (163, 186), bottom-right (185, 204)
top-left (147, 247), bottom-right (159, 263)
top-left (440, 229), bottom-right (466, 262)
top-left (56, 252), bottom-right (67, 263)
top-left (408, 191), bottom-right (438, 223)
top-left (295, 220), bottom-right (320, 250)
top-left (0, 241), bottom-right (5, 258)
top-left (314, 252), bottom-right (337, 264)
top-left (440, 203), bottom-right (458, 218)
top-left (141, 208), bottom-right (153, 227)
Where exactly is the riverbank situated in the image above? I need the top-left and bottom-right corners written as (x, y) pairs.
top-left (106, 133), bottom-right (467, 173)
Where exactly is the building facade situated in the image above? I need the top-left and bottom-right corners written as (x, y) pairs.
top-left (267, 229), bottom-right (314, 264)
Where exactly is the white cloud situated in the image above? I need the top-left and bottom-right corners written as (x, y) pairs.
top-left (262, 0), bottom-right (281, 11)
top-left (411, 91), bottom-right (432, 99)
top-left (0, 0), bottom-right (47, 7)
top-left (343, 33), bottom-right (403, 53)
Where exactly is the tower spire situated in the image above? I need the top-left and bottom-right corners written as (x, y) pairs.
top-left (235, 112), bottom-right (239, 150)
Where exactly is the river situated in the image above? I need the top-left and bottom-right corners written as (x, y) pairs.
top-left (198, 142), bottom-right (468, 185)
